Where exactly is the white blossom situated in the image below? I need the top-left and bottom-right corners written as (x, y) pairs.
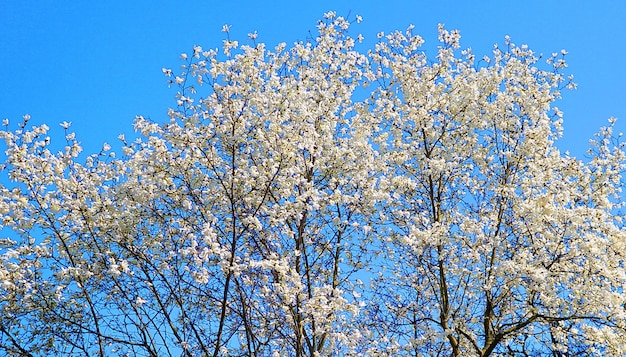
top-left (0, 15), bottom-right (624, 357)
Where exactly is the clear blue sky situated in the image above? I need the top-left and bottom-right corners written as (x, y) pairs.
top-left (1, 1), bottom-right (624, 158)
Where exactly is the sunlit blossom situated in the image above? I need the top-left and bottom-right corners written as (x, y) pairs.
top-left (0, 15), bottom-right (623, 357)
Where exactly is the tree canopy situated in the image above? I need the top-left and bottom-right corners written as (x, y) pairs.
top-left (1, 13), bottom-right (625, 356)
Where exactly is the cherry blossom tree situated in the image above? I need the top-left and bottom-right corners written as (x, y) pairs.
top-left (358, 25), bottom-right (626, 356)
top-left (1, 12), bottom-right (625, 357)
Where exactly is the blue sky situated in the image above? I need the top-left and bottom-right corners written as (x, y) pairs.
top-left (1, 1), bottom-right (624, 158)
